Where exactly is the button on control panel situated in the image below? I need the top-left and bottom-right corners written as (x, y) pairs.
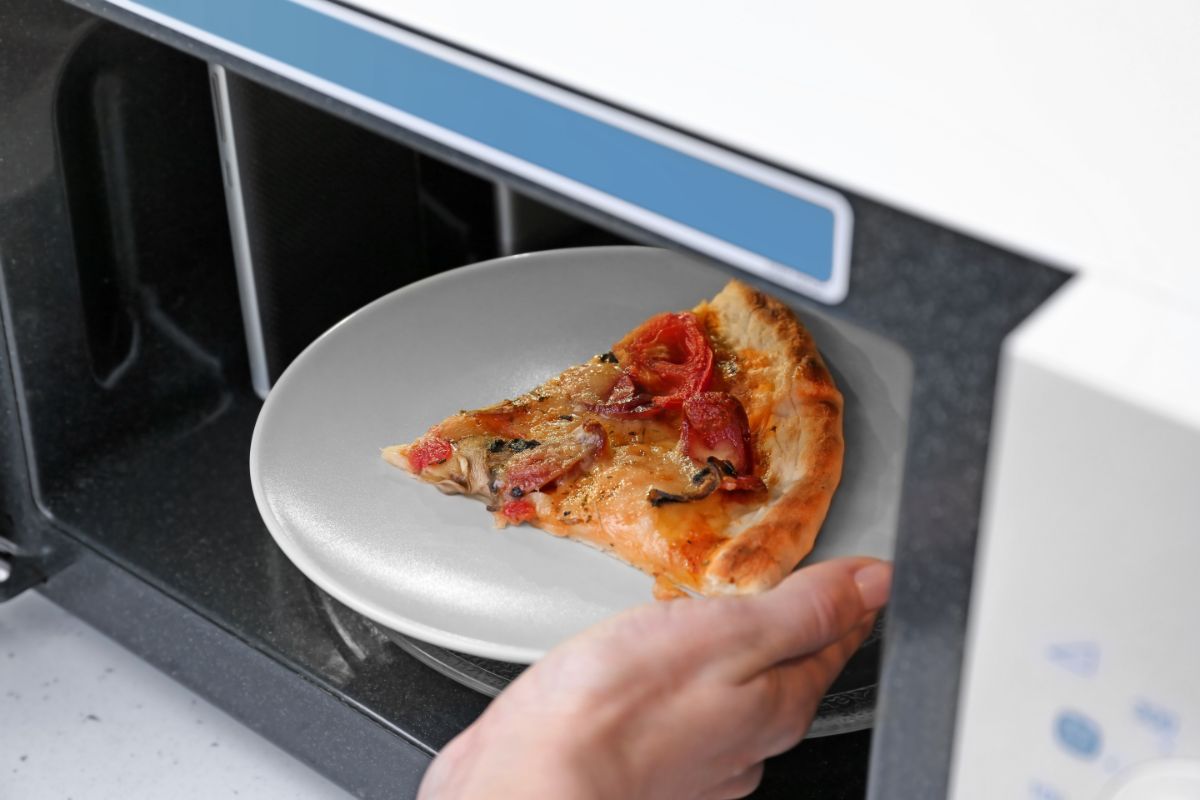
top-left (1102, 758), bottom-right (1200, 800)
top-left (1056, 710), bottom-right (1104, 760)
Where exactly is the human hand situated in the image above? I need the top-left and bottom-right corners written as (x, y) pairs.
top-left (419, 556), bottom-right (892, 800)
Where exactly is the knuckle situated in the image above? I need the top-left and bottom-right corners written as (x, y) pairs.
top-left (747, 669), bottom-right (785, 717)
top-left (744, 667), bottom-right (811, 757)
top-left (710, 596), bottom-right (760, 648)
top-left (726, 762), bottom-right (766, 799)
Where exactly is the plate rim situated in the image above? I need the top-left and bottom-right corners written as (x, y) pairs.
top-left (249, 245), bottom-right (681, 664)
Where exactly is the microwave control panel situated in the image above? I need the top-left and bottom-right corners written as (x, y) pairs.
top-left (949, 279), bottom-right (1200, 800)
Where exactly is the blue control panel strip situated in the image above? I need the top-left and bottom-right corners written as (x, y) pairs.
top-left (109, 0), bottom-right (853, 303)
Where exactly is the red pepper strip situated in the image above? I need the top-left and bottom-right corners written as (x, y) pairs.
top-left (501, 423), bottom-right (606, 497)
top-left (586, 374), bottom-right (659, 418)
top-left (681, 392), bottom-right (756, 476)
top-left (500, 498), bottom-right (537, 523)
top-left (608, 372), bottom-right (640, 404)
top-left (583, 371), bottom-right (652, 417)
top-left (586, 399), bottom-right (661, 419)
top-left (719, 474), bottom-right (767, 493)
top-left (407, 435), bottom-right (453, 472)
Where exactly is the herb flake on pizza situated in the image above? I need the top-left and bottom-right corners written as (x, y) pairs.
top-left (383, 279), bottom-right (843, 599)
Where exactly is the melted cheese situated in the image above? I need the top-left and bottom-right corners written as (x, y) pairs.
top-left (425, 354), bottom-right (770, 592)
top-left (389, 279), bottom-right (843, 598)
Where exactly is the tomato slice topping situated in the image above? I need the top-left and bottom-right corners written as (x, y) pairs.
top-left (680, 392), bottom-right (756, 476)
top-left (615, 312), bottom-right (713, 407)
top-left (500, 498), bottom-right (537, 523)
top-left (407, 435), bottom-right (453, 472)
top-left (591, 312), bottom-right (714, 418)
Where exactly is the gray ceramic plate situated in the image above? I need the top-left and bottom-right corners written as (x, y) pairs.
top-left (250, 247), bottom-right (907, 663)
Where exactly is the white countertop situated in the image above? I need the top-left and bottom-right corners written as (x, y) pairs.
top-left (345, 0), bottom-right (1200, 300)
top-left (0, 591), bottom-right (353, 800)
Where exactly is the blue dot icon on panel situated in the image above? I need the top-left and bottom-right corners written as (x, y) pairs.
top-left (1030, 780), bottom-right (1065, 800)
top-left (1054, 709), bottom-right (1103, 760)
top-left (1133, 698), bottom-right (1179, 738)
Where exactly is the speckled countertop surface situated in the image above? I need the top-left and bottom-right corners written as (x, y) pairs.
top-left (0, 591), bottom-right (351, 800)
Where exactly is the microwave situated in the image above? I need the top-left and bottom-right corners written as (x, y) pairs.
top-left (2, 1), bottom-right (1196, 798)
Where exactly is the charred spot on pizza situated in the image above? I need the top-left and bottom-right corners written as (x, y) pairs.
top-left (746, 288), bottom-right (770, 312)
top-left (747, 288), bottom-right (792, 327)
top-left (487, 438), bottom-right (506, 453)
top-left (506, 438), bottom-right (541, 452)
top-left (799, 355), bottom-right (834, 389)
top-left (558, 414), bottom-right (575, 421)
top-left (598, 351), bottom-right (619, 364)
top-left (815, 399), bottom-right (840, 418)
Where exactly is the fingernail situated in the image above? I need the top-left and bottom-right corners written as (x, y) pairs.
top-left (854, 562), bottom-right (893, 611)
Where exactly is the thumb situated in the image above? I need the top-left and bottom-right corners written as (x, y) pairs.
top-left (721, 557), bottom-right (891, 679)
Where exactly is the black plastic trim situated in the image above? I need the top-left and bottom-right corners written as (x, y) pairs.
top-left (38, 534), bottom-right (433, 798)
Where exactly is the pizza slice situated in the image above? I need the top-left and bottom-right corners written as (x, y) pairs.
top-left (383, 279), bottom-right (844, 599)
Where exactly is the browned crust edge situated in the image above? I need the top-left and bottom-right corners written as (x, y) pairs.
top-left (699, 280), bottom-right (845, 595)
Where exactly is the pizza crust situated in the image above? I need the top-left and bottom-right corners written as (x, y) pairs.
top-left (697, 281), bottom-right (844, 594)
